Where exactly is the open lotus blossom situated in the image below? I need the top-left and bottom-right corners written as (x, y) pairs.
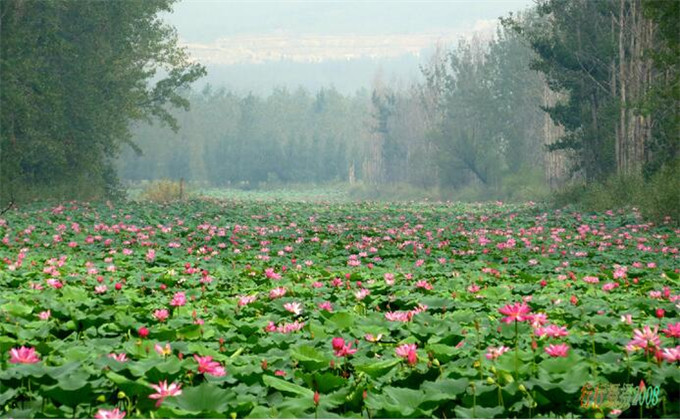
top-left (627, 325), bottom-right (661, 352)
top-left (415, 280), bottom-right (433, 290)
top-left (148, 380), bottom-right (182, 407)
top-left (534, 325), bottom-right (569, 338)
top-left (108, 353), bottom-right (128, 362)
top-left (528, 313), bottom-right (548, 328)
top-left (318, 301), bottom-right (333, 312)
top-left (498, 302), bottom-right (532, 324)
top-left (384, 311), bottom-right (412, 322)
top-left (355, 288), bottom-right (370, 300)
top-left (94, 408), bottom-right (126, 419)
top-left (153, 309), bottom-right (169, 322)
top-left (384, 273), bottom-right (395, 285)
top-left (238, 294), bottom-right (258, 306)
top-left (170, 291), bottom-right (186, 307)
top-left (661, 346), bottom-right (680, 363)
top-left (94, 285), bottom-right (108, 294)
top-left (283, 302), bottom-right (303, 315)
top-left (395, 343), bottom-right (418, 365)
top-left (38, 310), bottom-right (51, 320)
top-left (264, 268), bottom-right (281, 280)
top-left (154, 343), bottom-right (172, 357)
top-left (662, 322), bottom-right (680, 338)
top-left (544, 343), bottom-right (570, 357)
top-left (269, 287), bottom-right (287, 299)
top-left (194, 355), bottom-right (226, 376)
top-left (583, 276), bottom-right (600, 284)
top-left (9, 346), bottom-right (40, 364)
top-left (272, 320), bottom-right (305, 334)
top-left (602, 282), bottom-right (619, 292)
top-left (364, 333), bottom-right (383, 342)
top-left (485, 346), bottom-right (510, 360)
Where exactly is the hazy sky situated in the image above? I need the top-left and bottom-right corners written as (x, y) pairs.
top-left (166, 1), bottom-right (534, 40)
top-left (163, 0), bottom-right (534, 92)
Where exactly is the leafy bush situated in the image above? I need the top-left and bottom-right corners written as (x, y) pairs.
top-left (551, 161), bottom-right (680, 224)
top-left (139, 179), bottom-right (187, 202)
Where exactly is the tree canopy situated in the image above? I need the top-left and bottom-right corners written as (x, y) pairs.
top-left (0, 0), bottom-right (205, 203)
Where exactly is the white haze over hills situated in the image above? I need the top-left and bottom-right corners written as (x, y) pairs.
top-left (164, 1), bottom-right (533, 94)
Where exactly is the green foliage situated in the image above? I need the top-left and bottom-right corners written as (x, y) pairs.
top-left (0, 0), bottom-right (205, 205)
top-left (119, 87), bottom-right (367, 186)
top-left (0, 198), bottom-right (678, 417)
top-left (423, 25), bottom-right (547, 191)
top-left (551, 160), bottom-right (680, 223)
top-left (139, 179), bottom-right (188, 203)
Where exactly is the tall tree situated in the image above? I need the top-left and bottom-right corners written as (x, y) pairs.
top-left (0, 0), bottom-right (205, 202)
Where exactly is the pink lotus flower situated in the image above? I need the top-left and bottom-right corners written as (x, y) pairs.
top-left (602, 282), bottom-right (619, 292)
top-left (534, 325), bottom-right (569, 338)
top-left (146, 249), bottom-right (156, 262)
top-left (613, 265), bottom-right (627, 279)
top-left (355, 288), bottom-right (370, 300)
top-left (95, 285), bottom-right (108, 294)
top-left (265, 268), bottom-right (281, 280)
top-left (628, 326), bottom-right (661, 352)
top-left (333, 339), bottom-right (358, 357)
top-left (364, 333), bottom-right (383, 342)
top-left (620, 314), bottom-right (633, 325)
top-left (9, 346), bottom-right (40, 364)
top-left (583, 276), bottom-right (599, 284)
top-left (544, 343), bottom-right (569, 357)
top-left (108, 353), bottom-right (128, 362)
top-left (662, 322), bottom-right (680, 338)
top-left (467, 284), bottom-right (480, 293)
top-left (94, 408), bottom-right (126, 419)
top-left (46, 278), bottom-right (63, 289)
top-left (277, 321), bottom-right (305, 333)
top-left (154, 343), bottom-right (172, 357)
top-left (148, 380), bottom-right (182, 407)
top-left (332, 337), bottom-right (346, 351)
top-left (269, 287), bottom-right (286, 299)
top-left (415, 280), bottom-right (433, 290)
top-left (395, 343), bottom-right (418, 365)
top-left (194, 355), bottom-right (226, 377)
top-left (38, 310), bottom-right (51, 320)
top-left (384, 273), bottom-right (395, 285)
top-left (170, 292), bottom-right (186, 307)
top-left (385, 311), bottom-right (412, 322)
top-left (283, 302), bottom-right (303, 315)
top-left (485, 346), bottom-right (510, 360)
top-left (498, 302), bottom-right (532, 324)
top-left (527, 313), bottom-right (548, 328)
top-left (661, 346), bottom-right (680, 363)
top-left (237, 294), bottom-right (258, 307)
top-left (153, 309), bottom-right (169, 322)
top-left (318, 301), bottom-right (333, 312)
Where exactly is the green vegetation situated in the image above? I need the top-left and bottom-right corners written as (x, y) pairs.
top-left (0, 0), bottom-right (205, 203)
top-left (1, 198), bottom-right (678, 418)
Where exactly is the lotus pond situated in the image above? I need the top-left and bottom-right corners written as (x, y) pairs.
top-left (0, 199), bottom-right (678, 418)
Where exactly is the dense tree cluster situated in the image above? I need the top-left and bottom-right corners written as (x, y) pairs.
top-left (0, 0), bottom-right (204, 202)
top-left (121, 25), bottom-right (549, 197)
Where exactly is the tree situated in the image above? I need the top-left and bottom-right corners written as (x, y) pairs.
top-left (0, 0), bottom-right (205, 202)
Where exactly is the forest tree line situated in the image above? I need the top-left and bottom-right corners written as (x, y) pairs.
top-left (120, 0), bottom-right (678, 199)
